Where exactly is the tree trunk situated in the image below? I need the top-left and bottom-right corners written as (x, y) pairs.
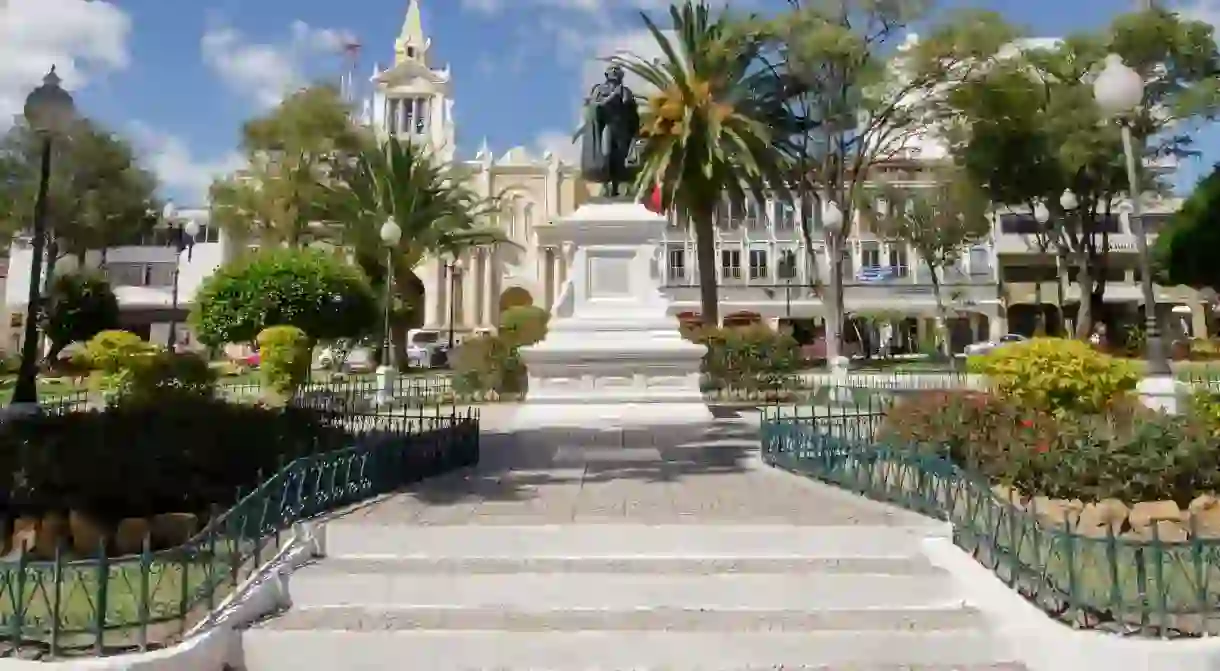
top-left (930, 271), bottom-right (950, 358)
top-left (1055, 254), bottom-right (1068, 335)
top-left (1033, 280), bottom-right (1046, 336)
top-left (1073, 254), bottom-right (1094, 340)
top-left (692, 213), bottom-right (720, 327)
top-left (824, 233), bottom-right (845, 362)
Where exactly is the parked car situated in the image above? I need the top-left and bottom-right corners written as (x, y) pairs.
top-left (406, 329), bottom-right (448, 369)
top-left (963, 333), bottom-right (1028, 357)
top-left (343, 347), bottom-right (376, 374)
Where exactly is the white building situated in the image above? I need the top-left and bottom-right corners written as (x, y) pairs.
top-left (3, 0), bottom-right (1207, 355)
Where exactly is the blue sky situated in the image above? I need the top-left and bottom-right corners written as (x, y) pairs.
top-left (4, 0), bottom-right (1218, 203)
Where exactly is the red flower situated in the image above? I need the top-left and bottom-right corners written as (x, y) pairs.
top-left (1020, 419), bottom-right (1034, 428)
top-left (1035, 443), bottom-right (1049, 454)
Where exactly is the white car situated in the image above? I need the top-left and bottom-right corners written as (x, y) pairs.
top-left (964, 333), bottom-right (1028, 356)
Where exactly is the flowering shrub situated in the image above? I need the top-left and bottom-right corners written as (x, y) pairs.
top-left (692, 324), bottom-right (801, 392)
top-left (877, 391), bottom-right (1058, 479)
top-left (967, 337), bottom-right (1139, 415)
top-left (879, 390), bottom-right (1220, 505)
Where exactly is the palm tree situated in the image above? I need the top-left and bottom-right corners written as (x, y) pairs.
top-left (324, 136), bottom-right (513, 353)
top-left (613, 1), bottom-right (788, 327)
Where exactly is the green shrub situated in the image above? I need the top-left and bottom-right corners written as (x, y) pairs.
top-left (111, 351), bottom-right (218, 406)
top-left (967, 337), bottom-right (1139, 415)
top-left (191, 248), bottom-right (378, 346)
top-left (695, 325), bottom-right (800, 391)
top-left (498, 305), bottom-right (550, 347)
top-left (81, 330), bottom-right (156, 374)
top-left (451, 334), bottom-right (525, 397)
top-left (41, 272), bottom-right (120, 362)
top-left (256, 326), bottom-right (312, 405)
top-left (0, 398), bottom-right (348, 519)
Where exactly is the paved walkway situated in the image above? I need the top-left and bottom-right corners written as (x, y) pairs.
top-left (241, 407), bottom-right (1025, 670)
top-left (339, 405), bottom-right (929, 527)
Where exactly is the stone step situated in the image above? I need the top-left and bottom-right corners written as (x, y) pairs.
top-left (254, 605), bottom-right (990, 633)
top-left (239, 629), bottom-right (1013, 670)
top-left (286, 567), bottom-right (964, 612)
top-left (304, 555), bottom-right (944, 575)
top-left (321, 523), bottom-right (945, 560)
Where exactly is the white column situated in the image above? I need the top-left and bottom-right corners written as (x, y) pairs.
top-left (552, 248), bottom-right (563, 305)
top-left (423, 258), bottom-right (439, 327)
top-left (485, 247), bottom-right (499, 326)
top-left (461, 253), bottom-right (477, 329)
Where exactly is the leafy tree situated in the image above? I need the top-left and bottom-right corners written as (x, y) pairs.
top-left (867, 169), bottom-right (991, 356)
top-left (1155, 164), bottom-right (1220, 291)
top-left (748, 1), bottom-right (1017, 359)
top-left (190, 248), bottom-right (378, 346)
top-left (40, 272), bottom-right (120, 362)
top-left (941, 8), bottom-right (1220, 338)
top-left (615, 1), bottom-right (788, 327)
top-left (323, 136), bottom-right (511, 356)
top-left (0, 117), bottom-right (159, 284)
top-left (209, 85), bottom-right (366, 248)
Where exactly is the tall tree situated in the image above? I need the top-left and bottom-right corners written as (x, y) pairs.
top-left (322, 136), bottom-right (511, 357)
top-left (940, 8), bottom-right (1220, 338)
top-left (749, 1), bottom-right (1016, 361)
top-left (0, 117), bottom-right (159, 282)
top-left (209, 85), bottom-right (366, 248)
top-left (615, 1), bottom-right (789, 327)
top-left (1154, 164), bottom-right (1220, 292)
top-left (867, 169), bottom-right (991, 356)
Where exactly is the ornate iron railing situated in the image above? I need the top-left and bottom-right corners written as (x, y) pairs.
top-left (0, 405), bottom-right (479, 658)
top-left (761, 404), bottom-right (1220, 638)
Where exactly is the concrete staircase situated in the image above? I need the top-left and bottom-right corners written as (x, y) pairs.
top-left (240, 523), bottom-right (1023, 670)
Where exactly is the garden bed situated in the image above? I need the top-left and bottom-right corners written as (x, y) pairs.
top-left (761, 409), bottom-right (1220, 637)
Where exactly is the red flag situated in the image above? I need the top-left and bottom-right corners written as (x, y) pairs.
top-left (645, 184), bottom-right (664, 213)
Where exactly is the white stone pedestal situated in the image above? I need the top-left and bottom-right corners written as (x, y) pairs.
top-left (1138, 374), bottom-right (1184, 414)
top-left (512, 200), bottom-right (712, 429)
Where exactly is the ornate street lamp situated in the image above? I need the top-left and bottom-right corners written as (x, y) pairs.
top-left (445, 256), bottom-right (464, 350)
top-left (11, 68), bottom-right (74, 411)
top-left (376, 217), bottom-right (402, 406)
top-left (163, 201), bottom-right (201, 351)
top-left (1093, 54), bottom-right (1170, 379)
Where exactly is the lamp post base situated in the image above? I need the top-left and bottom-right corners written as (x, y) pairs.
top-left (1137, 374), bottom-right (1183, 414)
top-left (375, 365), bottom-right (397, 407)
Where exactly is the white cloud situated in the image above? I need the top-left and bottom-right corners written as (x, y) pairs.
top-left (201, 19), bottom-right (355, 109)
top-left (127, 122), bottom-right (244, 205)
top-left (0, 0), bottom-right (131, 128)
top-left (534, 128), bottom-right (581, 165)
top-left (1178, 0), bottom-right (1220, 24)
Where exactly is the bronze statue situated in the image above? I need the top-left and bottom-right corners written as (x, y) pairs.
top-left (580, 64), bottom-right (641, 199)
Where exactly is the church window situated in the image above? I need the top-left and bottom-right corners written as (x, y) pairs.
top-left (406, 46), bottom-right (415, 58)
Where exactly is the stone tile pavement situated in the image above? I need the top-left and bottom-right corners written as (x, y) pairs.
top-left (341, 404), bottom-right (932, 527)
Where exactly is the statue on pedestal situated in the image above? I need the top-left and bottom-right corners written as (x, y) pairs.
top-left (580, 65), bottom-right (642, 199)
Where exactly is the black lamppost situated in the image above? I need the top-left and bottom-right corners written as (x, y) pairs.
top-left (1094, 54), bottom-right (1171, 379)
top-left (162, 200), bottom-right (199, 351)
top-left (784, 278), bottom-right (793, 318)
top-left (11, 68), bottom-right (75, 411)
top-left (445, 256), bottom-right (464, 349)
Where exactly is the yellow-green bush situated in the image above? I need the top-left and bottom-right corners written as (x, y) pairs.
top-left (81, 330), bottom-right (156, 374)
top-left (256, 326), bottom-right (312, 405)
top-left (967, 337), bottom-right (1138, 415)
top-left (498, 305), bottom-right (550, 347)
top-left (113, 351), bottom-right (218, 406)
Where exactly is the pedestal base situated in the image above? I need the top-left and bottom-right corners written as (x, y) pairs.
top-left (510, 401), bottom-right (714, 430)
top-left (519, 200), bottom-right (711, 426)
top-left (1138, 374), bottom-right (1184, 414)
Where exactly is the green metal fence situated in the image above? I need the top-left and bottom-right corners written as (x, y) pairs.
top-left (761, 403), bottom-right (1220, 638)
top-left (0, 405), bottom-right (479, 658)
